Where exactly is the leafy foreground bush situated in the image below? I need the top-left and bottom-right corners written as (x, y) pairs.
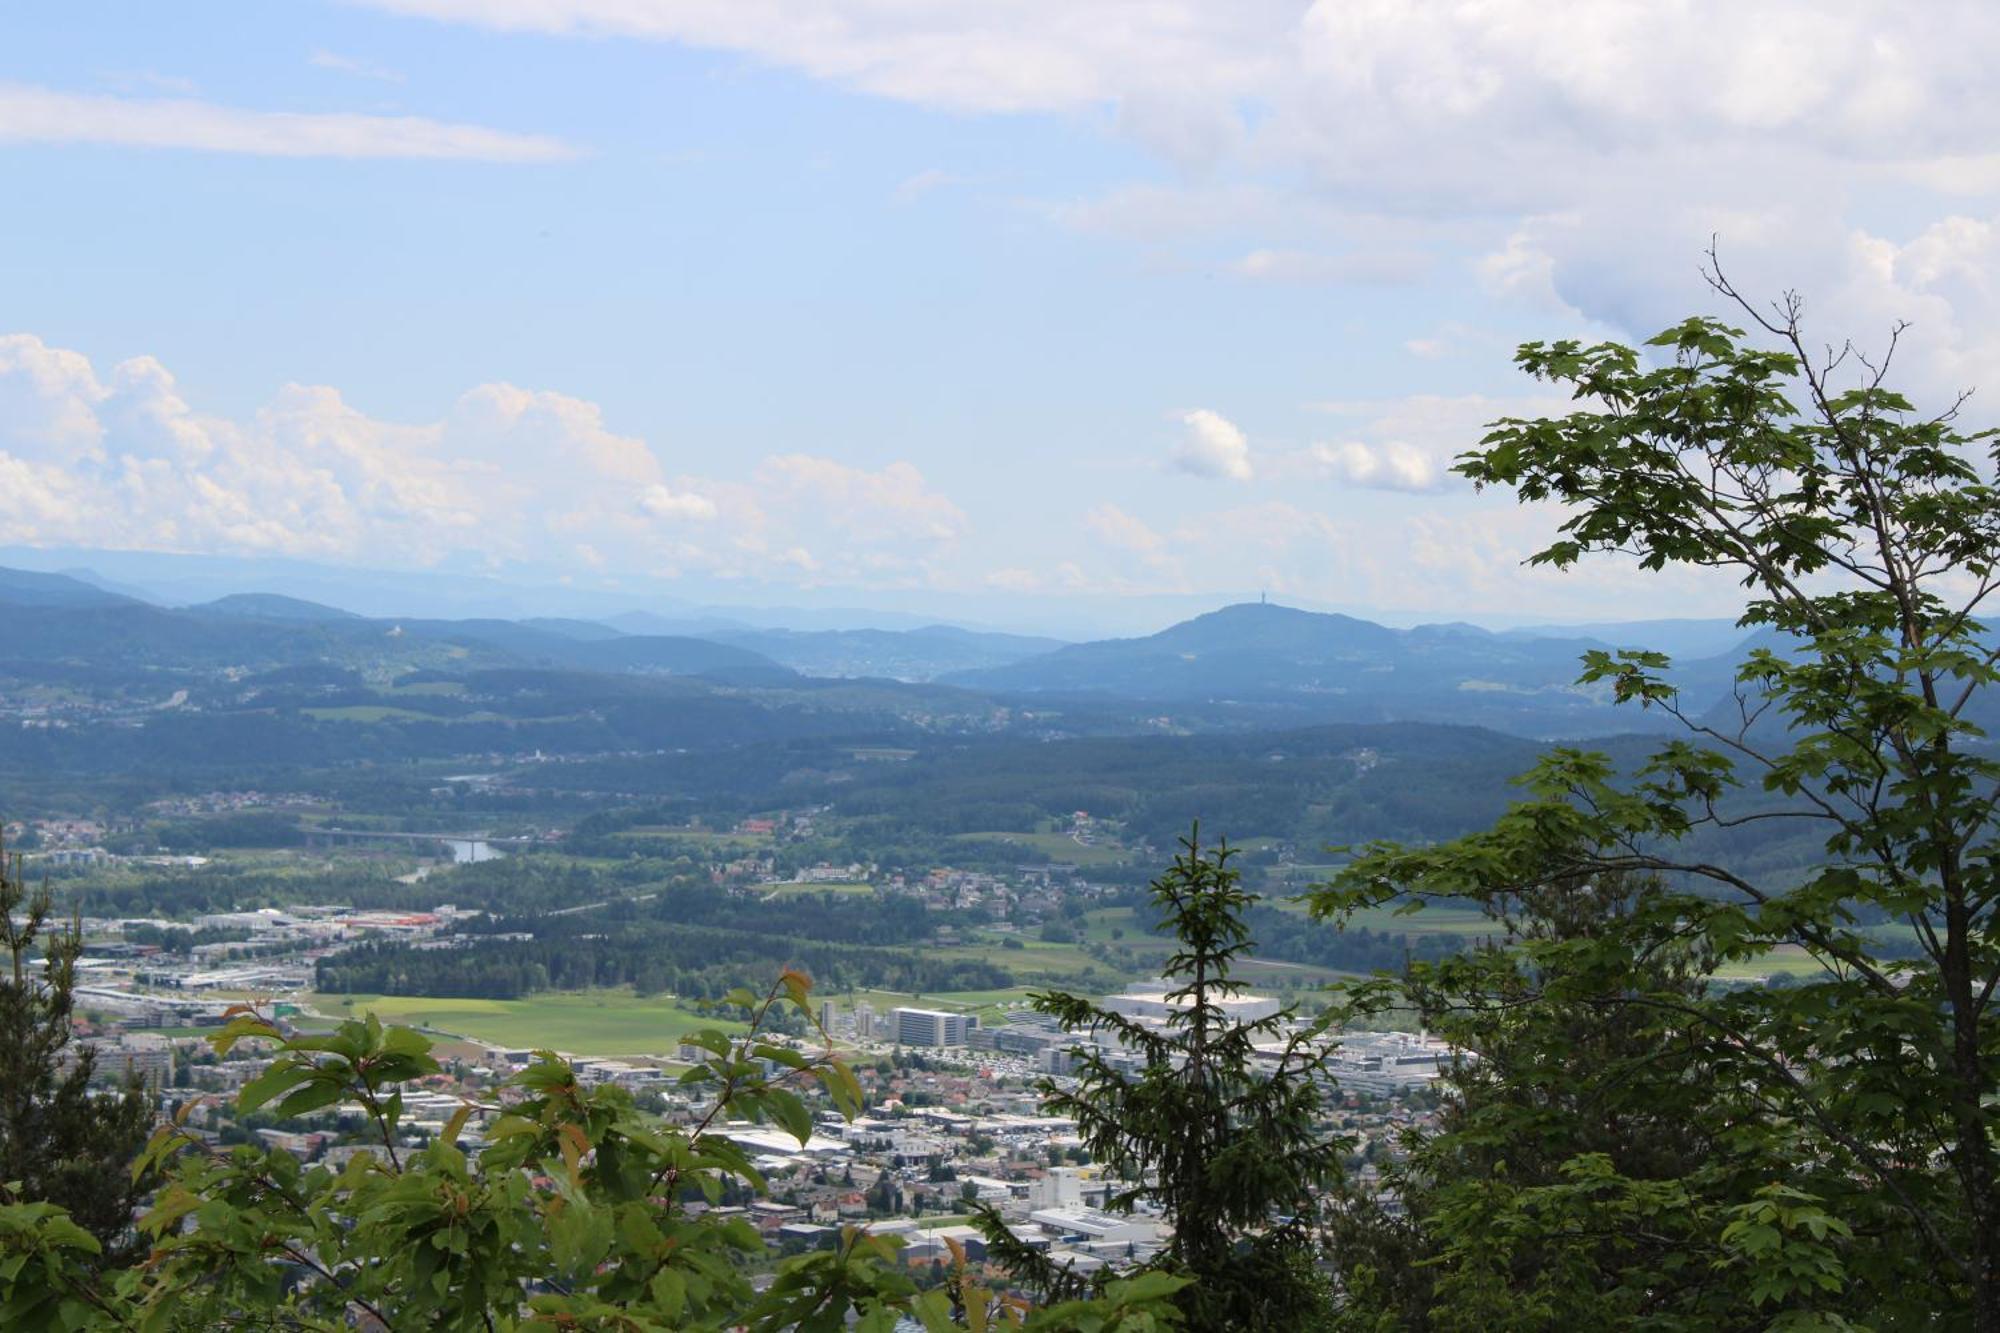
top-left (0, 972), bottom-right (1182, 1331)
top-left (1316, 293), bottom-right (2000, 1327)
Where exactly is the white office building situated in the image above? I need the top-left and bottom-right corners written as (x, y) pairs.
top-left (892, 1007), bottom-right (974, 1048)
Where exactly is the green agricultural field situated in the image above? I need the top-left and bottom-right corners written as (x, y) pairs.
top-left (936, 936), bottom-right (1109, 984)
top-left (305, 989), bottom-right (746, 1057)
top-left (764, 880), bottom-right (873, 897)
top-left (1077, 907), bottom-right (1150, 943)
top-left (1233, 957), bottom-right (1353, 986)
top-left (1272, 900), bottom-right (1832, 985)
top-left (619, 828), bottom-right (772, 849)
top-left (1320, 902), bottom-right (1501, 938)
top-left (302, 705), bottom-right (441, 723)
top-left (830, 986), bottom-right (1050, 1025)
top-left (1710, 944), bottom-right (1834, 983)
top-left (949, 831), bottom-right (1132, 867)
top-left (388, 679), bottom-right (467, 696)
top-left (1276, 901), bottom-right (1831, 984)
top-left (1866, 922), bottom-right (1924, 951)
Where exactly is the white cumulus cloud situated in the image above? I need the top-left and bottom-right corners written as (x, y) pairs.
top-left (0, 333), bottom-right (968, 588)
top-left (1169, 408), bottom-right (1253, 481)
top-left (639, 484), bottom-right (718, 521)
top-left (1309, 441), bottom-right (1441, 493)
top-left (1296, 394), bottom-right (1571, 494)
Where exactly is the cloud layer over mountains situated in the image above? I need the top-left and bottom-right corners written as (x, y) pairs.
top-left (0, 333), bottom-right (966, 587)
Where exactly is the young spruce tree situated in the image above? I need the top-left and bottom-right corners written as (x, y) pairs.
top-left (980, 827), bottom-right (1344, 1331)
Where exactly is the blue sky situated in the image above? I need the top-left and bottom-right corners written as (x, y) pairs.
top-left (2, 2), bottom-right (1996, 632)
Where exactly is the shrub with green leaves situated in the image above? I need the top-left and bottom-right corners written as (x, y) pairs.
top-left (1318, 283), bottom-right (2000, 1328)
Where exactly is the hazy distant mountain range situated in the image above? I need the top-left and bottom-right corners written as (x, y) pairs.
top-left (0, 544), bottom-right (1757, 643)
top-left (0, 567), bottom-right (787, 682)
top-left (941, 602), bottom-right (1754, 735)
top-left (0, 546), bottom-right (1080, 635)
top-left (0, 563), bottom-right (1769, 740)
top-left (709, 625), bottom-right (1068, 681)
top-left (0, 566), bottom-right (140, 609)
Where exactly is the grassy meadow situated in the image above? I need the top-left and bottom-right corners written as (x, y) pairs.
top-left (949, 831), bottom-right (1134, 867)
top-left (305, 989), bottom-right (745, 1057)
